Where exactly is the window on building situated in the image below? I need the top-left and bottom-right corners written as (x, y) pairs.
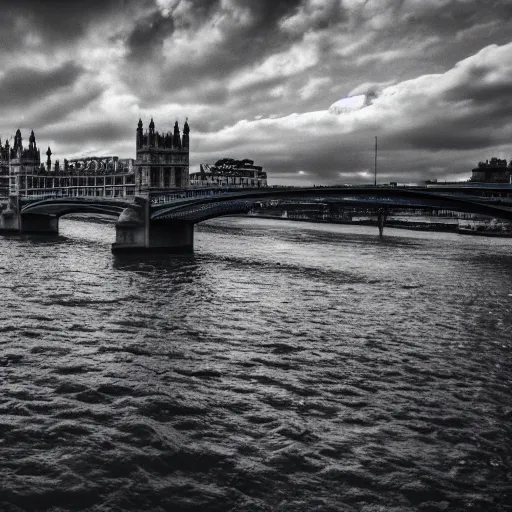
top-left (151, 168), bottom-right (160, 187)
top-left (163, 167), bottom-right (171, 187)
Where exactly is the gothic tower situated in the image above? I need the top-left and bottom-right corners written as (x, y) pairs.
top-left (29, 130), bottom-right (36, 150)
top-left (136, 118), bottom-right (143, 149)
top-left (149, 118), bottom-right (155, 147)
top-left (46, 147), bottom-right (52, 170)
top-left (135, 118), bottom-right (190, 191)
top-left (182, 119), bottom-right (189, 149)
top-left (173, 121), bottom-right (181, 148)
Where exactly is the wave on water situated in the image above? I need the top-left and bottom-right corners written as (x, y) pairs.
top-left (1, 217), bottom-right (512, 510)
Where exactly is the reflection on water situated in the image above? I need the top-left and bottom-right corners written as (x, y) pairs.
top-left (1, 217), bottom-right (512, 511)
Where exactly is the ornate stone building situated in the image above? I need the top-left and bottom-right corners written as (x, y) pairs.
top-left (0, 128), bottom-right (136, 199)
top-left (470, 157), bottom-right (512, 184)
top-left (0, 129), bottom-right (45, 196)
top-left (135, 118), bottom-right (190, 191)
top-left (0, 119), bottom-right (190, 199)
top-left (190, 158), bottom-right (267, 187)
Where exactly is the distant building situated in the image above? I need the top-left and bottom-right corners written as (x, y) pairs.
top-left (51, 157), bottom-right (136, 198)
top-left (190, 158), bottom-right (267, 187)
top-left (0, 128), bottom-right (136, 199)
top-left (470, 157), bottom-right (512, 184)
top-left (0, 129), bottom-right (42, 197)
top-left (0, 117), bottom-right (190, 199)
top-left (135, 118), bottom-right (190, 190)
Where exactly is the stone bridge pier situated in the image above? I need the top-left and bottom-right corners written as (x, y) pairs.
top-left (0, 196), bottom-right (58, 234)
top-left (111, 197), bottom-right (194, 253)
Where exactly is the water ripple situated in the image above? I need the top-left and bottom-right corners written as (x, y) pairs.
top-left (1, 218), bottom-right (511, 511)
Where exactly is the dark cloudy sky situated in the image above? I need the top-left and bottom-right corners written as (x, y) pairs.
top-left (1, 0), bottom-right (512, 185)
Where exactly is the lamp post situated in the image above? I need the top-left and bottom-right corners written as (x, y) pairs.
top-left (8, 136), bottom-right (15, 196)
top-left (374, 136), bottom-right (377, 186)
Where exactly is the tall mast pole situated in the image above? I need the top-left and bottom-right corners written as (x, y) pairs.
top-left (374, 136), bottom-right (377, 186)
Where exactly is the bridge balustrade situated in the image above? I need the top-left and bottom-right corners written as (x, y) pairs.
top-left (148, 187), bottom-right (266, 205)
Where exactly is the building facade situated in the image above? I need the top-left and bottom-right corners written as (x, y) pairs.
top-left (190, 158), bottom-right (267, 187)
top-left (0, 129), bottom-right (136, 199)
top-left (135, 118), bottom-right (190, 190)
top-left (0, 118), bottom-right (190, 199)
top-left (0, 129), bottom-right (43, 197)
top-left (470, 158), bottom-right (512, 183)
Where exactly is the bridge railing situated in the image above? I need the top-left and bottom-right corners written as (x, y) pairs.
top-left (20, 192), bottom-right (131, 203)
top-left (148, 187), bottom-right (271, 205)
top-left (14, 184), bottom-right (512, 209)
top-left (15, 186), bottom-right (283, 205)
top-left (20, 192), bottom-right (86, 202)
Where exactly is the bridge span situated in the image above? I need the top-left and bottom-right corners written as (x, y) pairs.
top-left (2, 185), bottom-right (512, 252)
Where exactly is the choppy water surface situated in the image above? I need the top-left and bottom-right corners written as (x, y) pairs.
top-left (1, 217), bottom-right (512, 511)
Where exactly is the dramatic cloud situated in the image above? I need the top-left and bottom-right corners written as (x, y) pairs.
top-left (126, 10), bottom-right (175, 62)
top-left (0, 0), bottom-right (126, 55)
top-left (191, 41), bottom-right (512, 183)
top-left (1, 0), bottom-right (512, 184)
top-left (0, 62), bottom-right (84, 107)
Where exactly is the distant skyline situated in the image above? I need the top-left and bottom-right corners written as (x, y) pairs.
top-left (1, 0), bottom-right (512, 185)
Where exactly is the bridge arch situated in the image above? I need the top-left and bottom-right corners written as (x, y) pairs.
top-left (150, 188), bottom-right (512, 224)
top-left (21, 198), bottom-right (137, 219)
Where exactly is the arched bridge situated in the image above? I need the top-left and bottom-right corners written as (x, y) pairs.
top-left (20, 197), bottom-right (137, 218)
top-left (2, 185), bottom-right (512, 252)
top-left (149, 186), bottom-right (512, 223)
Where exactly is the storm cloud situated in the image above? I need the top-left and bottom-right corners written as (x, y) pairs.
top-left (0, 62), bottom-right (84, 107)
top-left (1, 0), bottom-right (512, 184)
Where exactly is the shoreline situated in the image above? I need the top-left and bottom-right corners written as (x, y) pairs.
top-left (244, 214), bottom-right (512, 237)
top-left (38, 213), bottom-right (512, 239)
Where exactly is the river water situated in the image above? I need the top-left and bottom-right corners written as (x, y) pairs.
top-left (1, 217), bottom-right (512, 511)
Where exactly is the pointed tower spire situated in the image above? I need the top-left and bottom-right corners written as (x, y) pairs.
top-left (182, 118), bottom-right (190, 149)
top-left (46, 146), bottom-right (52, 170)
top-left (14, 129), bottom-right (22, 151)
top-left (173, 120), bottom-right (181, 147)
top-left (149, 118), bottom-right (155, 146)
top-left (136, 118), bottom-right (143, 149)
top-left (29, 130), bottom-right (36, 151)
